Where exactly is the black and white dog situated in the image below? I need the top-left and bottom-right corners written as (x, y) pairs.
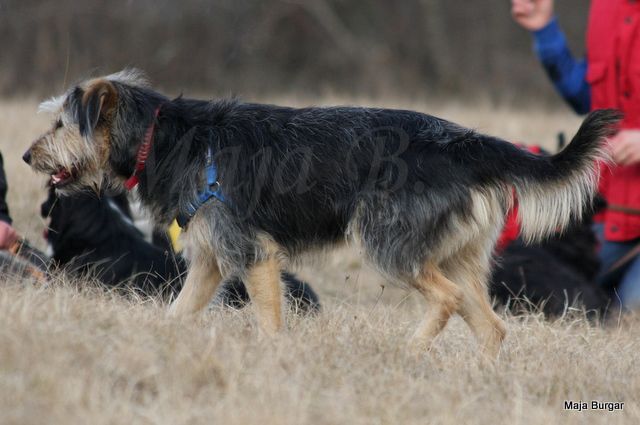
top-left (41, 187), bottom-right (321, 312)
top-left (24, 69), bottom-right (619, 357)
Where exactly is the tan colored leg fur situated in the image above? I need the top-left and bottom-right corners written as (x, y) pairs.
top-left (458, 280), bottom-right (506, 359)
top-left (169, 259), bottom-right (222, 317)
top-left (441, 244), bottom-right (507, 359)
top-left (409, 264), bottom-right (463, 351)
top-left (244, 238), bottom-right (285, 336)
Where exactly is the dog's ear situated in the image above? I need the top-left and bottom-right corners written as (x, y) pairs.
top-left (79, 80), bottom-right (118, 138)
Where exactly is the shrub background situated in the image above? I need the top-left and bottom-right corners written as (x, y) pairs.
top-left (1, 0), bottom-right (588, 103)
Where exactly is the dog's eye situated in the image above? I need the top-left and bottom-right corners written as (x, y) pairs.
top-left (54, 119), bottom-right (63, 130)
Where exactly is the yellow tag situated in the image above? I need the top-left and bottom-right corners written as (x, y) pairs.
top-left (168, 220), bottom-right (183, 252)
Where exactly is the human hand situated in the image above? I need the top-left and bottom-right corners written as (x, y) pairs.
top-left (0, 220), bottom-right (18, 250)
top-left (611, 130), bottom-right (640, 166)
top-left (511, 0), bottom-right (554, 31)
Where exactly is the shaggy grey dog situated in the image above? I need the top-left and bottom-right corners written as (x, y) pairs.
top-left (24, 70), bottom-right (619, 358)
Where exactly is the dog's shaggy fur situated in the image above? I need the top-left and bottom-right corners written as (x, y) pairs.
top-left (25, 69), bottom-right (620, 357)
top-left (40, 187), bottom-right (320, 312)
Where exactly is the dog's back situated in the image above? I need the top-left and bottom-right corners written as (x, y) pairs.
top-left (147, 98), bottom-right (620, 355)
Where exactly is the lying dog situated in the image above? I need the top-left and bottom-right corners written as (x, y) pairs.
top-left (24, 69), bottom-right (619, 357)
top-left (490, 198), bottom-right (610, 318)
top-left (41, 187), bottom-right (320, 312)
top-left (41, 187), bottom-right (183, 294)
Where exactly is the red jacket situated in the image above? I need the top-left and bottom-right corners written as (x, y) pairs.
top-left (496, 146), bottom-right (543, 251)
top-left (587, 0), bottom-right (640, 241)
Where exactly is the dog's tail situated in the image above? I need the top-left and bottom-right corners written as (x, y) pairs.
top-left (504, 109), bottom-right (621, 243)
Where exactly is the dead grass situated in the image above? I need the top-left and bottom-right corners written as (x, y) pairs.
top-left (0, 98), bottom-right (638, 424)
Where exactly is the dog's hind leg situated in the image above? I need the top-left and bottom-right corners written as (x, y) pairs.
top-left (169, 258), bottom-right (222, 317)
top-left (244, 237), bottom-right (285, 336)
top-left (458, 279), bottom-right (506, 359)
top-left (408, 263), bottom-right (463, 352)
top-left (442, 246), bottom-right (506, 359)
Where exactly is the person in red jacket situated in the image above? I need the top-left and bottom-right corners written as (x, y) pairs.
top-left (512, 0), bottom-right (640, 309)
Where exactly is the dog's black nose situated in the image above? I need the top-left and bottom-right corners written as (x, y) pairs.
top-left (22, 150), bottom-right (31, 165)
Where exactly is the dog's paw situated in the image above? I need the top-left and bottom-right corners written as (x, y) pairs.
top-left (406, 335), bottom-right (436, 359)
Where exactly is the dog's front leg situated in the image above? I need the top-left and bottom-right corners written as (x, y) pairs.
top-left (244, 237), bottom-right (285, 335)
top-left (169, 257), bottom-right (222, 317)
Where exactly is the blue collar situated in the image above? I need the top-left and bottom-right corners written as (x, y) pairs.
top-left (176, 147), bottom-right (225, 229)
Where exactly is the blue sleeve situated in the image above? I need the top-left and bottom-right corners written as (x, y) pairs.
top-left (533, 17), bottom-right (591, 114)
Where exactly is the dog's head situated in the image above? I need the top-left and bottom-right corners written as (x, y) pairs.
top-left (24, 69), bottom-right (165, 194)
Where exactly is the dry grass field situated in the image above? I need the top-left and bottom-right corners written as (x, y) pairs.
top-left (0, 97), bottom-right (638, 424)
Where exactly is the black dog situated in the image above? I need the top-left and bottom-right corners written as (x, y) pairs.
top-left (41, 187), bottom-right (321, 312)
top-left (490, 198), bottom-right (610, 317)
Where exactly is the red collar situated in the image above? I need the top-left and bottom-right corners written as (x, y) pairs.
top-left (124, 105), bottom-right (162, 190)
